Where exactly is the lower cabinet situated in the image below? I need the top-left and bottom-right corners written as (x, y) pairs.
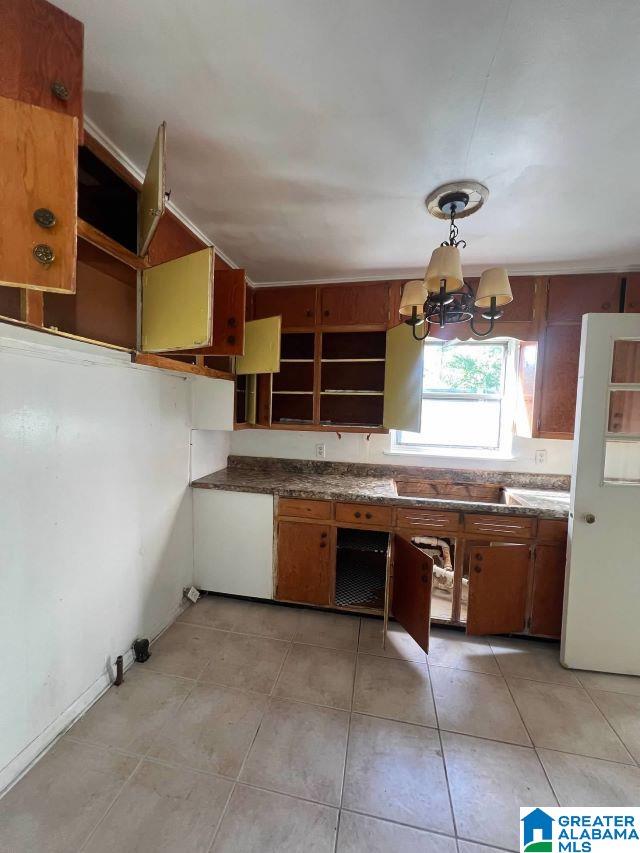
top-left (276, 520), bottom-right (332, 604)
top-left (530, 543), bottom-right (566, 638)
top-left (465, 543), bottom-right (531, 636)
top-left (193, 490), bottom-right (274, 598)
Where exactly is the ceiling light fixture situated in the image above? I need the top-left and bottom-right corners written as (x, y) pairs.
top-left (400, 182), bottom-right (513, 340)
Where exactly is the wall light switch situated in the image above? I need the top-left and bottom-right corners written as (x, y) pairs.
top-left (535, 449), bottom-right (547, 465)
top-left (315, 443), bottom-right (326, 459)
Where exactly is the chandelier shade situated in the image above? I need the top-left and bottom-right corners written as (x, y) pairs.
top-left (475, 267), bottom-right (513, 308)
top-left (424, 245), bottom-right (464, 294)
top-left (399, 279), bottom-right (428, 319)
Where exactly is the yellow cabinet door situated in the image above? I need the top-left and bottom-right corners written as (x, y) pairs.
top-left (139, 122), bottom-right (166, 256)
top-left (235, 316), bottom-right (282, 375)
top-left (0, 96), bottom-right (78, 292)
top-left (383, 323), bottom-right (423, 431)
top-left (141, 247), bottom-right (214, 352)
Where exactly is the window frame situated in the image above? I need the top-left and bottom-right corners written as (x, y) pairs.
top-left (392, 338), bottom-right (519, 455)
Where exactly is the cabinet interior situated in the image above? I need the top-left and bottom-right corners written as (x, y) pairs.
top-left (43, 238), bottom-right (137, 348)
top-left (271, 332), bottom-right (315, 424)
top-left (78, 145), bottom-right (138, 253)
top-left (335, 527), bottom-right (389, 610)
top-left (319, 331), bottom-right (386, 427)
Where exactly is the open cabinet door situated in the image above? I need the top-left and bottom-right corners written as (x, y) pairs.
top-left (139, 122), bottom-right (166, 256)
top-left (466, 543), bottom-right (530, 636)
top-left (141, 247), bottom-right (213, 352)
top-left (235, 316), bottom-right (281, 374)
top-left (383, 323), bottom-right (423, 431)
top-left (392, 534), bottom-right (433, 653)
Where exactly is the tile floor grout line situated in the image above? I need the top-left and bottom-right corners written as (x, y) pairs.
top-left (576, 680), bottom-right (637, 764)
top-left (333, 618), bottom-right (361, 853)
top-left (426, 645), bottom-right (459, 839)
top-left (338, 805), bottom-right (460, 842)
top-left (76, 754), bottom-right (145, 852)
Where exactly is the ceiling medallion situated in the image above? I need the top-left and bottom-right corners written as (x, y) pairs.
top-left (400, 181), bottom-right (512, 340)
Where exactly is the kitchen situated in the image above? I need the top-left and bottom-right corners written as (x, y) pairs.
top-left (1, 1), bottom-right (640, 851)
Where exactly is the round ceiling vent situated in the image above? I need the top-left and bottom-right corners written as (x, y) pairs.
top-left (425, 181), bottom-right (489, 220)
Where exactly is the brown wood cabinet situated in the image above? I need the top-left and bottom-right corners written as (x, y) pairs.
top-left (624, 274), bottom-right (640, 313)
top-left (0, 0), bottom-right (84, 134)
top-left (276, 520), bottom-right (333, 604)
top-left (253, 286), bottom-right (317, 328)
top-left (319, 282), bottom-right (390, 326)
top-left (275, 498), bottom-right (568, 642)
top-left (530, 543), bottom-right (566, 638)
top-left (466, 543), bottom-right (531, 635)
top-left (546, 274), bottom-right (621, 323)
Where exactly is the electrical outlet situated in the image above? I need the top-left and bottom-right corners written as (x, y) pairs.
top-left (315, 443), bottom-right (326, 459)
top-left (535, 449), bottom-right (547, 465)
top-left (184, 586), bottom-right (200, 603)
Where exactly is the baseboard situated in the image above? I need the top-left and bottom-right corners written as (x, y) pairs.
top-left (0, 598), bottom-right (189, 798)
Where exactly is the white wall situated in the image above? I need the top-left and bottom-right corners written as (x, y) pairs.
top-left (0, 325), bottom-right (230, 793)
top-left (230, 429), bottom-right (574, 475)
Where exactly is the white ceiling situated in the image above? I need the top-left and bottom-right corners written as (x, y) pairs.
top-left (58, 0), bottom-right (640, 284)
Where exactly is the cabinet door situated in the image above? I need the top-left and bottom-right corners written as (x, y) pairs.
top-left (139, 122), bottom-right (166, 256)
top-left (320, 282), bottom-right (389, 326)
top-left (383, 323), bottom-right (423, 431)
top-left (392, 534), bottom-right (433, 653)
top-left (0, 0), bottom-right (84, 130)
top-left (530, 544), bottom-right (566, 638)
top-left (537, 324), bottom-right (582, 437)
top-left (0, 96), bottom-right (77, 293)
top-left (466, 543), bottom-right (530, 636)
top-left (141, 247), bottom-right (213, 352)
top-left (235, 316), bottom-right (282, 374)
top-left (276, 521), bottom-right (332, 604)
top-left (253, 286), bottom-right (316, 328)
top-left (624, 274), bottom-right (640, 313)
top-left (546, 274), bottom-right (621, 323)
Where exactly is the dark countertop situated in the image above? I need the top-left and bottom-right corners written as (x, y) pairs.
top-left (192, 457), bottom-right (570, 520)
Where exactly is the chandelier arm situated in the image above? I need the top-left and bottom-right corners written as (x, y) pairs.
top-left (407, 306), bottom-right (430, 341)
top-left (469, 298), bottom-right (498, 338)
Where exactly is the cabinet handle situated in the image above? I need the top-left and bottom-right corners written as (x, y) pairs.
top-left (421, 574), bottom-right (430, 583)
top-left (583, 513), bottom-right (596, 524)
top-left (33, 208), bottom-right (56, 229)
top-left (306, 309), bottom-right (313, 317)
top-left (365, 512), bottom-right (372, 519)
top-left (51, 81), bottom-right (70, 101)
top-left (321, 531), bottom-right (327, 538)
top-left (320, 542), bottom-right (326, 548)
top-left (227, 335), bottom-right (236, 345)
top-left (473, 565), bottom-right (482, 573)
top-left (33, 244), bottom-right (55, 266)
top-left (323, 310), bottom-right (330, 317)
top-left (354, 511), bottom-right (361, 518)
top-left (228, 317), bottom-right (236, 328)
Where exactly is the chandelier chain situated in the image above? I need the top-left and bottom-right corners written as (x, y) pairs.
top-left (442, 207), bottom-right (466, 249)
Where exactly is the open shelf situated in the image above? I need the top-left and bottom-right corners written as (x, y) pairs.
top-left (281, 332), bottom-right (315, 360)
top-left (320, 393), bottom-right (384, 427)
top-left (335, 528), bottom-right (389, 610)
top-left (272, 392), bottom-right (314, 424)
top-left (78, 145), bottom-right (138, 253)
top-left (322, 331), bottom-right (386, 360)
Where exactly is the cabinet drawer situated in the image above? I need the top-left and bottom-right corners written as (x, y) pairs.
top-left (464, 513), bottom-right (536, 539)
top-left (396, 508), bottom-right (461, 531)
top-left (278, 498), bottom-right (332, 520)
top-left (537, 519), bottom-right (568, 542)
top-left (335, 502), bottom-right (392, 526)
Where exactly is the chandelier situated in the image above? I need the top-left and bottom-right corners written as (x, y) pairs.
top-left (400, 182), bottom-right (513, 340)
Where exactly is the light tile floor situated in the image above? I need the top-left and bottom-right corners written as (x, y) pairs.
top-left (1, 596), bottom-right (640, 853)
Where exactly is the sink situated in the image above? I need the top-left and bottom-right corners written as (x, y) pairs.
top-left (393, 479), bottom-right (507, 505)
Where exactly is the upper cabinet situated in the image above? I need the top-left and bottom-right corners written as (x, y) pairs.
top-left (253, 286), bottom-right (317, 328)
top-left (139, 123), bottom-right (166, 256)
top-left (319, 282), bottom-right (390, 326)
top-left (236, 317), bottom-right (282, 374)
top-left (0, 96), bottom-right (77, 293)
top-left (546, 274), bottom-right (621, 323)
top-left (0, 0), bottom-right (84, 135)
top-left (624, 274), bottom-right (640, 313)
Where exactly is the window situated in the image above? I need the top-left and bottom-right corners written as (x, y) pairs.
top-left (393, 339), bottom-right (529, 454)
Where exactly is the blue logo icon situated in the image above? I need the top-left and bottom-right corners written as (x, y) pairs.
top-left (522, 808), bottom-right (554, 852)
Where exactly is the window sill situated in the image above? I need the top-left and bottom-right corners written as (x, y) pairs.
top-left (384, 447), bottom-right (516, 462)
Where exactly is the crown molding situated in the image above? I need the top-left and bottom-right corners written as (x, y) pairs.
top-left (252, 263), bottom-right (640, 288)
top-left (83, 117), bottom-right (253, 284)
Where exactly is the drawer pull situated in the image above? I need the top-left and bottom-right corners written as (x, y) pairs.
top-left (33, 244), bottom-right (55, 266)
top-left (355, 511), bottom-right (361, 518)
top-left (321, 531), bottom-right (327, 538)
top-left (474, 565), bottom-right (482, 573)
top-left (320, 542), bottom-right (326, 548)
top-left (365, 512), bottom-right (372, 519)
top-left (51, 80), bottom-right (70, 101)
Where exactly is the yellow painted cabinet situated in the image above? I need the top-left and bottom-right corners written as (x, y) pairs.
top-left (139, 122), bottom-right (167, 256)
top-left (141, 247), bottom-right (214, 352)
top-left (383, 323), bottom-right (424, 431)
top-left (0, 96), bottom-right (78, 293)
top-left (235, 316), bottom-right (282, 375)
